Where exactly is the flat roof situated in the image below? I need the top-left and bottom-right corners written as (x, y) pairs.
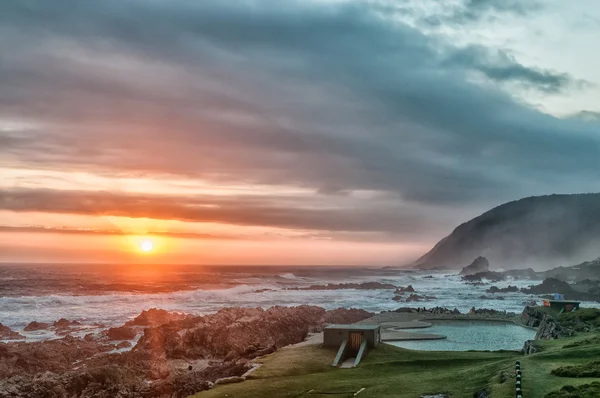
top-left (544, 300), bottom-right (581, 304)
top-left (324, 324), bottom-right (380, 331)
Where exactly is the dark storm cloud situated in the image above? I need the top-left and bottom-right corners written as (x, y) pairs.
top-left (0, 0), bottom-right (599, 238)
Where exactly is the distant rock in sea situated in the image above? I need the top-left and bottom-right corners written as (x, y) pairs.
top-left (412, 193), bottom-right (600, 270)
top-left (459, 256), bottom-right (490, 276)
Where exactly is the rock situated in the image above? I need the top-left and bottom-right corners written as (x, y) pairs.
top-left (0, 323), bottom-right (24, 340)
top-left (105, 326), bottom-right (137, 340)
top-left (148, 362), bottom-right (170, 380)
top-left (214, 376), bottom-right (245, 385)
top-left (124, 308), bottom-right (188, 327)
top-left (473, 388), bottom-right (490, 398)
top-left (52, 319), bottom-right (80, 329)
top-left (392, 295), bottom-right (403, 301)
top-left (521, 340), bottom-right (537, 355)
top-left (496, 296), bottom-right (505, 300)
top-left (478, 295), bottom-right (489, 299)
top-left (84, 333), bottom-right (95, 342)
top-left (459, 256), bottom-right (490, 276)
top-left (521, 278), bottom-right (572, 295)
top-left (395, 285), bottom-right (415, 294)
top-left (289, 282), bottom-right (397, 291)
top-left (253, 288), bottom-right (276, 293)
top-left (321, 307), bottom-right (373, 325)
top-left (23, 321), bottom-right (50, 331)
top-left (462, 271), bottom-right (504, 282)
top-left (486, 285), bottom-right (519, 294)
top-left (116, 341), bottom-right (132, 349)
top-left (521, 306), bottom-right (567, 339)
top-left (406, 294), bottom-right (423, 302)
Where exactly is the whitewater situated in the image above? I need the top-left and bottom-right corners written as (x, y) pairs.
top-left (2, 263), bottom-right (598, 342)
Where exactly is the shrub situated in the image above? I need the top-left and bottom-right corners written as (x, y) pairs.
top-left (545, 382), bottom-right (600, 397)
top-left (551, 361), bottom-right (600, 378)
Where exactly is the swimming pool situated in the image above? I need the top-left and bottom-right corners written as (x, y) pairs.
top-left (387, 320), bottom-right (536, 351)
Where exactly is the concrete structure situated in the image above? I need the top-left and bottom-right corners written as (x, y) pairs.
top-left (323, 324), bottom-right (381, 348)
top-left (324, 324), bottom-right (381, 367)
top-left (542, 299), bottom-right (580, 313)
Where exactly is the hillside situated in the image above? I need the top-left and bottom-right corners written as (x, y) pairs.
top-left (413, 193), bottom-right (600, 270)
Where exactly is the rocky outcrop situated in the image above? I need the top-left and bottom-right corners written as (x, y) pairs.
top-left (405, 294), bottom-right (436, 302)
top-left (394, 285), bottom-right (415, 294)
top-left (521, 340), bottom-right (537, 355)
top-left (105, 326), bottom-right (137, 340)
top-left (486, 285), bottom-right (519, 294)
top-left (135, 306), bottom-right (371, 360)
top-left (521, 278), bottom-right (572, 295)
top-left (459, 257), bottom-right (489, 276)
top-left (23, 321), bottom-right (50, 332)
top-left (0, 324), bottom-right (24, 340)
top-left (521, 278), bottom-right (600, 301)
top-left (0, 335), bottom-right (116, 379)
top-left (393, 307), bottom-right (461, 315)
top-left (321, 308), bottom-right (373, 325)
top-left (124, 308), bottom-right (188, 328)
top-left (0, 306), bottom-right (372, 397)
top-left (53, 319), bottom-right (81, 329)
top-left (288, 282), bottom-right (396, 291)
top-left (462, 271), bottom-right (504, 282)
top-left (521, 306), bottom-right (568, 341)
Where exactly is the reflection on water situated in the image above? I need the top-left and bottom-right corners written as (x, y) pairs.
top-left (388, 320), bottom-right (536, 351)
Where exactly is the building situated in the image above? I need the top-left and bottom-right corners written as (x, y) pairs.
top-left (323, 324), bottom-right (381, 367)
top-left (542, 299), bottom-right (580, 313)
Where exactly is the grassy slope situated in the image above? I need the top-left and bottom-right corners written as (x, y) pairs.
top-left (194, 332), bottom-right (600, 398)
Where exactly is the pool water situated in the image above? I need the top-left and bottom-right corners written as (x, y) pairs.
top-left (388, 321), bottom-right (536, 351)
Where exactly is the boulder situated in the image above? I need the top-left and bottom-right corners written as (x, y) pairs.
top-left (459, 256), bottom-right (490, 276)
top-left (23, 321), bottom-right (50, 331)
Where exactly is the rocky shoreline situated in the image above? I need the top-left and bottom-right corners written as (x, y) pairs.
top-left (0, 306), bottom-right (372, 397)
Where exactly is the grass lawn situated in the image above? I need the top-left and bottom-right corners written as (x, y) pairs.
top-left (194, 333), bottom-right (600, 398)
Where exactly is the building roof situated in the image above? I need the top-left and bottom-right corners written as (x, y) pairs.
top-left (324, 324), bottom-right (380, 331)
top-left (544, 300), bottom-right (581, 304)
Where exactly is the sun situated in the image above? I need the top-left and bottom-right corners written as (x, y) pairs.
top-left (140, 240), bottom-right (154, 253)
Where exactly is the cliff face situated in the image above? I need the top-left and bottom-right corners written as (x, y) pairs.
top-left (413, 193), bottom-right (600, 270)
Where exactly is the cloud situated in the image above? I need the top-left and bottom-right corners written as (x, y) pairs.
top-left (446, 46), bottom-right (587, 93)
top-left (452, 0), bottom-right (543, 23)
top-left (0, 225), bottom-right (244, 240)
top-left (0, 188), bottom-right (443, 239)
top-left (0, 0), bottom-right (599, 244)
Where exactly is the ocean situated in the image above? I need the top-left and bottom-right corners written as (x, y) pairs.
top-left (1, 263), bottom-right (596, 342)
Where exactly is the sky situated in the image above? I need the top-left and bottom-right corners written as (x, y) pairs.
top-left (1, 0), bottom-right (600, 265)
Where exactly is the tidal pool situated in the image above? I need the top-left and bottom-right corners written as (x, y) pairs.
top-left (388, 320), bottom-right (536, 351)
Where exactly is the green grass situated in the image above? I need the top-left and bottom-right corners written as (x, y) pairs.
top-left (193, 332), bottom-right (600, 398)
